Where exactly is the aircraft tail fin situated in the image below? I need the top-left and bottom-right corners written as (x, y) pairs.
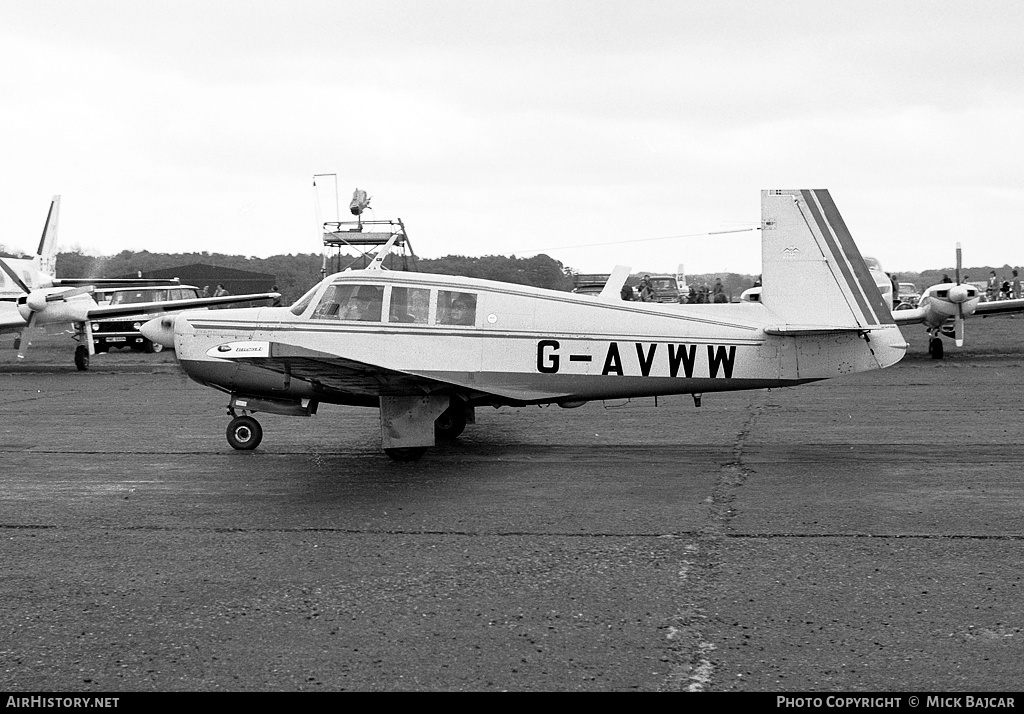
top-left (35, 195), bottom-right (60, 276)
top-left (759, 189), bottom-right (893, 329)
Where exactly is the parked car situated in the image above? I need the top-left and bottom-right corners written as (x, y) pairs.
top-left (897, 282), bottom-right (920, 307)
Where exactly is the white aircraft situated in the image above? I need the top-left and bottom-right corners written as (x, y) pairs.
top-left (890, 245), bottom-right (1024, 358)
top-left (143, 188), bottom-right (906, 461)
top-left (741, 244), bottom-right (1024, 359)
top-left (1, 196), bottom-right (281, 370)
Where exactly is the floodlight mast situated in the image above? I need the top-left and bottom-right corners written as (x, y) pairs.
top-left (313, 177), bottom-right (416, 275)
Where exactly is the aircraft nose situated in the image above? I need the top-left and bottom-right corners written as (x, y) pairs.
top-left (947, 284), bottom-right (971, 303)
top-left (141, 315), bottom-right (177, 348)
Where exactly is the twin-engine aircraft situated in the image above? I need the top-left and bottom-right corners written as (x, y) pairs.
top-left (143, 189), bottom-right (907, 461)
top-left (1, 196), bottom-right (280, 369)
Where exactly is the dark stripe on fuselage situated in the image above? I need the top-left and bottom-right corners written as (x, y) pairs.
top-left (185, 321), bottom-right (767, 346)
top-left (801, 190), bottom-right (877, 326)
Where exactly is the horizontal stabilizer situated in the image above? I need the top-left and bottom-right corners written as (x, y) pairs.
top-left (764, 325), bottom-right (870, 336)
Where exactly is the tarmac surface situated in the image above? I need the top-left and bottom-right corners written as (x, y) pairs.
top-left (1, 321), bottom-right (1022, 692)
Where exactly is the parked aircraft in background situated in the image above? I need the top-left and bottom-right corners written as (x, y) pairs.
top-left (891, 244), bottom-right (1024, 359)
top-left (143, 189), bottom-right (907, 461)
top-left (740, 257), bottom-right (892, 306)
top-left (741, 244), bottom-right (1024, 359)
top-left (0, 196), bottom-right (281, 369)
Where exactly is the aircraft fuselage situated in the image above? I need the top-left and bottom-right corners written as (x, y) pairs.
top-left (166, 270), bottom-right (905, 409)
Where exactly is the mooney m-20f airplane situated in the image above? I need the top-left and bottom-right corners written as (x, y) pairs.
top-left (0, 196), bottom-right (280, 369)
top-left (143, 189), bottom-right (907, 461)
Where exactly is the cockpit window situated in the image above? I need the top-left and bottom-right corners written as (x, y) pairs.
top-left (389, 286), bottom-right (430, 324)
top-left (437, 291), bottom-right (477, 326)
top-left (312, 283), bottom-right (383, 322)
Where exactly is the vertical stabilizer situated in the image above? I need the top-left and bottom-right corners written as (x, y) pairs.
top-left (760, 189), bottom-right (892, 328)
top-left (35, 195), bottom-right (61, 276)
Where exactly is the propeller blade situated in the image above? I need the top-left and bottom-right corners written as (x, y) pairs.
top-left (0, 257), bottom-right (32, 294)
top-left (955, 243), bottom-right (962, 285)
top-left (17, 315), bottom-right (37, 360)
top-left (955, 303), bottom-right (965, 347)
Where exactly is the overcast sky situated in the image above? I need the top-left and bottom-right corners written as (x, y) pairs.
top-left (1, 0), bottom-right (1021, 276)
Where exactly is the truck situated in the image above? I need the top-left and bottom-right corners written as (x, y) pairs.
top-left (637, 273), bottom-right (684, 303)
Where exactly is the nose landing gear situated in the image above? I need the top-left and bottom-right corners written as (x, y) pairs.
top-left (226, 414), bottom-right (263, 450)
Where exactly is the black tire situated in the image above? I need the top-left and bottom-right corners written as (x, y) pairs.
top-left (929, 338), bottom-right (944, 360)
top-left (434, 406), bottom-right (467, 440)
top-left (226, 415), bottom-right (262, 450)
top-left (144, 339), bottom-right (164, 354)
top-left (384, 447), bottom-right (427, 462)
top-left (74, 346), bottom-right (89, 371)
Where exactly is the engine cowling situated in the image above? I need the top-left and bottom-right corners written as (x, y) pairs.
top-left (17, 290), bottom-right (94, 325)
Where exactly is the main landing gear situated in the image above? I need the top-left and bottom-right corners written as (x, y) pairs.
top-left (222, 399), bottom-right (472, 460)
top-left (74, 345), bottom-right (90, 371)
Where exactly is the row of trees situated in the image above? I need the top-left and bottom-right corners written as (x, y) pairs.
top-left (48, 250), bottom-right (576, 303)
top-left (4, 245), bottom-right (1014, 301)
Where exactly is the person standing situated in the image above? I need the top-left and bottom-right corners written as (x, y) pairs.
top-left (638, 275), bottom-right (655, 302)
top-left (712, 277), bottom-right (727, 303)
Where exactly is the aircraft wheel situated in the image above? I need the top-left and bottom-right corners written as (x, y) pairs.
top-left (384, 447), bottom-right (427, 462)
top-left (929, 337), bottom-right (944, 360)
top-left (226, 415), bottom-right (262, 450)
top-left (434, 406), bottom-right (467, 440)
top-left (144, 339), bottom-right (164, 354)
top-left (74, 346), bottom-right (90, 371)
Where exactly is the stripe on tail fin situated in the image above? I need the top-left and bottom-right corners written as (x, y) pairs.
top-left (760, 189), bottom-right (893, 330)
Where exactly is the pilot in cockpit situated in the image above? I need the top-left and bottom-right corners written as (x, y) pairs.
top-left (343, 288), bottom-right (383, 321)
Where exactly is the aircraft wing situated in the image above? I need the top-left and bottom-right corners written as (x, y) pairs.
top-left (891, 307), bottom-right (928, 325)
top-left (54, 278), bottom-right (182, 288)
top-left (973, 298), bottom-right (1024, 317)
top-left (224, 342), bottom-right (460, 398)
top-left (0, 310), bottom-right (27, 332)
top-left (86, 292), bottom-right (280, 320)
top-left (219, 341), bottom-right (565, 402)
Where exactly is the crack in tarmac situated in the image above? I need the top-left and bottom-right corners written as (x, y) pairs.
top-left (660, 390), bottom-right (767, 692)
